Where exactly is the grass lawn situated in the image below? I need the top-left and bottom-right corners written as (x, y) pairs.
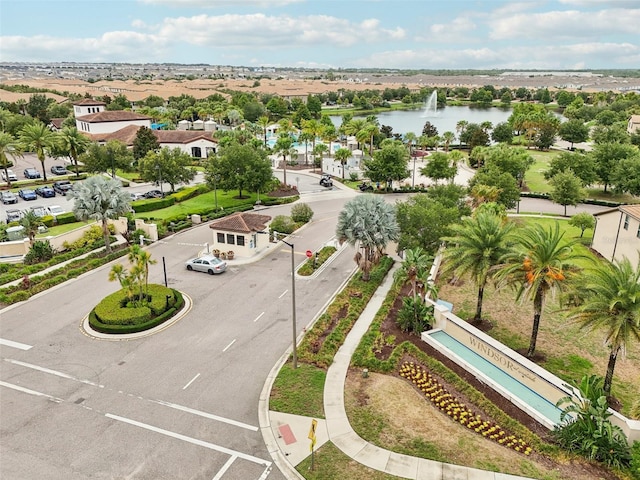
top-left (523, 150), bottom-right (557, 193)
top-left (36, 220), bottom-right (95, 238)
top-left (115, 169), bottom-right (143, 182)
top-left (270, 362), bottom-right (325, 418)
top-left (133, 189), bottom-right (259, 220)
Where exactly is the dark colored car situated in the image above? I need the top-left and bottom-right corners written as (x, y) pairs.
top-left (319, 174), bottom-right (333, 187)
top-left (50, 165), bottom-right (68, 175)
top-left (144, 189), bottom-right (164, 199)
top-left (24, 168), bottom-right (42, 179)
top-left (53, 180), bottom-right (73, 195)
top-left (18, 188), bottom-right (37, 201)
top-left (35, 186), bottom-right (56, 198)
top-left (1, 190), bottom-right (18, 204)
top-left (358, 182), bottom-right (374, 192)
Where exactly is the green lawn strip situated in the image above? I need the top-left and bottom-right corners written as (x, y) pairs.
top-left (296, 441), bottom-right (403, 480)
top-left (297, 246), bottom-right (337, 276)
top-left (270, 363), bottom-right (326, 418)
top-left (115, 169), bottom-right (141, 182)
top-left (36, 220), bottom-right (96, 238)
top-left (523, 151), bottom-right (556, 193)
top-left (134, 189), bottom-right (259, 220)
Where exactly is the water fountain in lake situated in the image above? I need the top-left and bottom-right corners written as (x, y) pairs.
top-left (422, 90), bottom-right (438, 117)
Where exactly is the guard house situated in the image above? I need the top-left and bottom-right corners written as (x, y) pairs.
top-left (209, 212), bottom-right (272, 258)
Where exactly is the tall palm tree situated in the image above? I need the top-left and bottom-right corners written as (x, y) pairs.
top-left (68, 176), bottom-right (131, 253)
top-left (568, 256), bottom-right (640, 395)
top-left (495, 223), bottom-right (587, 358)
top-left (358, 123), bottom-right (379, 157)
top-left (0, 131), bottom-right (24, 187)
top-left (20, 210), bottom-right (43, 245)
top-left (58, 126), bottom-right (91, 178)
top-left (336, 194), bottom-right (400, 281)
top-left (442, 131), bottom-right (455, 152)
top-left (343, 118), bottom-right (367, 149)
top-left (312, 143), bottom-right (329, 172)
top-left (18, 121), bottom-right (57, 181)
top-left (334, 147), bottom-right (351, 179)
top-left (442, 212), bottom-right (515, 324)
top-left (274, 133), bottom-right (294, 186)
top-left (302, 118), bottom-right (324, 164)
top-left (257, 115), bottom-right (270, 148)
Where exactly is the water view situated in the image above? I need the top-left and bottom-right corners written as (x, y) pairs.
top-left (330, 105), bottom-right (514, 137)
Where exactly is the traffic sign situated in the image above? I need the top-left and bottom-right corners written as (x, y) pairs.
top-left (308, 419), bottom-right (317, 440)
top-left (306, 250), bottom-right (313, 258)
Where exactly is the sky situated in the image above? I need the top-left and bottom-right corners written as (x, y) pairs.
top-left (1, 0), bottom-right (639, 70)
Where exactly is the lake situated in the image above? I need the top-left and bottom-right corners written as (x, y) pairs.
top-left (330, 105), bottom-right (514, 136)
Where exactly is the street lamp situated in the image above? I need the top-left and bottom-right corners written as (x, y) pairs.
top-left (260, 230), bottom-right (297, 369)
top-left (156, 164), bottom-right (164, 197)
top-left (213, 174), bottom-right (220, 211)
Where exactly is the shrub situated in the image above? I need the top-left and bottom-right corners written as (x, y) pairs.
top-left (631, 441), bottom-right (640, 480)
top-left (7, 290), bottom-right (30, 303)
top-left (131, 196), bottom-right (176, 213)
top-left (24, 240), bottom-right (55, 265)
top-left (56, 212), bottom-right (78, 225)
top-left (41, 215), bottom-right (55, 227)
top-left (94, 289), bottom-right (152, 325)
top-left (270, 215), bottom-right (297, 235)
top-left (291, 203), bottom-right (314, 223)
top-left (63, 225), bottom-right (104, 250)
top-left (396, 295), bottom-right (435, 333)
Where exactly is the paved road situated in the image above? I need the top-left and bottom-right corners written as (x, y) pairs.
top-left (0, 184), bottom-right (358, 480)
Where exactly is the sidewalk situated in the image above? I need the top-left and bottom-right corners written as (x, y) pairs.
top-left (260, 258), bottom-right (534, 480)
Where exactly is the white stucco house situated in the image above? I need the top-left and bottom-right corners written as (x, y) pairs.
top-left (73, 98), bottom-right (152, 135)
top-left (592, 204), bottom-right (640, 270)
top-left (628, 115), bottom-right (640, 135)
top-left (88, 125), bottom-right (218, 159)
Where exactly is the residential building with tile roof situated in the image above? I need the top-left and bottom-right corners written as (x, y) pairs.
top-left (592, 204), bottom-right (640, 269)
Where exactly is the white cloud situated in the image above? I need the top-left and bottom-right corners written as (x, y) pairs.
top-left (489, 8), bottom-right (640, 40)
top-left (156, 14), bottom-right (405, 48)
top-left (558, 0), bottom-right (637, 7)
top-left (429, 16), bottom-right (476, 42)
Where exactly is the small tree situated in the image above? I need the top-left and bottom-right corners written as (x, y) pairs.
top-left (133, 126), bottom-right (160, 162)
top-left (138, 147), bottom-right (195, 192)
top-left (108, 245), bottom-right (157, 307)
top-left (569, 212), bottom-right (595, 238)
top-left (20, 210), bottom-right (43, 245)
top-left (290, 203), bottom-right (314, 223)
top-left (549, 171), bottom-right (584, 217)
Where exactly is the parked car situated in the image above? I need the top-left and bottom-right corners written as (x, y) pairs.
top-left (30, 206), bottom-right (48, 218)
top-left (18, 188), bottom-right (37, 201)
top-left (185, 254), bottom-right (227, 275)
top-left (144, 189), bottom-right (164, 199)
top-left (50, 165), bottom-right (68, 175)
top-left (47, 205), bottom-right (66, 218)
top-left (1, 190), bottom-right (18, 204)
top-left (24, 168), bottom-right (42, 179)
top-left (6, 209), bottom-right (22, 223)
top-left (319, 174), bottom-right (333, 187)
top-left (1, 169), bottom-right (18, 182)
top-left (53, 180), bottom-right (73, 195)
top-left (35, 185), bottom-right (56, 198)
top-left (130, 192), bottom-right (145, 201)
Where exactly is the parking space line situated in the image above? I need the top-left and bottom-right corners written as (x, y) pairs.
top-left (253, 312), bottom-right (265, 323)
top-left (105, 413), bottom-right (271, 466)
top-left (0, 338), bottom-right (33, 350)
top-left (211, 455), bottom-right (236, 480)
top-left (149, 399), bottom-right (258, 431)
top-left (278, 290), bottom-right (288, 299)
top-left (222, 339), bottom-right (236, 352)
top-left (182, 373), bottom-right (200, 390)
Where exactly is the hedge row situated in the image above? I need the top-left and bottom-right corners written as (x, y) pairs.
top-left (520, 191), bottom-right (622, 208)
top-left (89, 289), bottom-right (184, 334)
top-left (0, 247), bottom-right (129, 305)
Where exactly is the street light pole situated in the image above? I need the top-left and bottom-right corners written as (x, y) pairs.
top-left (213, 175), bottom-right (219, 211)
top-left (282, 238), bottom-right (298, 369)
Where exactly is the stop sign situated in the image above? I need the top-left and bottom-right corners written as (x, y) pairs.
top-left (306, 250), bottom-right (313, 258)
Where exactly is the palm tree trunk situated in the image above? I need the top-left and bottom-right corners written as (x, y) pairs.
top-left (604, 347), bottom-right (619, 395)
top-left (282, 154), bottom-right (287, 186)
top-left (103, 219), bottom-right (112, 253)
top-left (474, 284), bottom-right (485, 324)
top-left (527, 289), bottom-right (544, 358)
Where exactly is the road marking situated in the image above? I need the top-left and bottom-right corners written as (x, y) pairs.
top-left (105, 413), bottom-right (271, 466)
top-left (0, 338), bottom-right (33, 350)
top-left (0, 380), bottom-right (63, 402)
top-left (253, 312), bottom-right (265, 323)
top-left (257, 465), bottom-right (272, 480)
top-left (182, 373), bottom-right (200, 390)
top-left (278, 289), bottom-right (288, 298)
top-left (222, 339), bottom-right (236, 352)
top-left (149, 399), bottom-right (258, 431)
top-left (211, 455), bottom-right (236, 480)
top-left (5, 359), bottom-right (104, 388)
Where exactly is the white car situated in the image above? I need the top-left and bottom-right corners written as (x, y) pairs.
top-left (185, 254), bottom-right (227, 275)
top-left (2, 169), bottom-right (18, 182)
top-left (47, 205), bottom-right (66, 218)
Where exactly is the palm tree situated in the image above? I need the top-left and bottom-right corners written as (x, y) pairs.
top-left (442, 131), bottom-right (455, 152)
top-left (343, 118), bottom-right (367, 149)
top-left (495, 222), bottom-right (587, 358)
top-left (20, 210), bottom-right (43, 245)
top-left (336, 194), bottom-right (400, 281)
top-left (18, 121), bottom-right (57, 181)
top-left (312, 143), bottom-right (329, 172)
top-left (456, 120), bottom-right (468, 146)
top-left (302, 119), bottom-right (324, 165)
top-left (257, 115), bottom-right (270, 148)
top-left (358, 123), bottom-right (379, 157)
top-left (274, 133), bottom-right (294, 186)
top-left (68, 176), bottom-right (131, 253)
top-left (334, 147), bottom-right (351, 179)
top-left (568, 256), bottom-right (640, 395)
top-left (441, 212), bottom-right (515, 324)
top-left (0, 131), bottom-right (24, 187)
top-left (393, 247), bottom-right (433, 299)
top-left (58, 126), bottom-right (91, 178)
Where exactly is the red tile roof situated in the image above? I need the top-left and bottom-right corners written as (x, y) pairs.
top-left (209, 212), bottom-right (272, 234)
top-left (84, 125), bottom-right (218, 146)
top-left (77, 110), bottom-right (151, 123)
top-left (74, 98), bottom-right (107, 106)
top-left (621, 204), bottom-right (640, 221)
